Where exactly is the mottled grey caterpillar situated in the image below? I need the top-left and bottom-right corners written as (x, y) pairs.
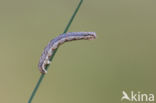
top-left (38, 32), bottom-right (96, 74)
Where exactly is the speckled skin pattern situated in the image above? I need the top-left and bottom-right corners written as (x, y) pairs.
top-left (38, 32), bottom-right (96, 74)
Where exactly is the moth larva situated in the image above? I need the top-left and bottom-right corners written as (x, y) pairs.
top-left (38, 32), bottom-right (96, 74)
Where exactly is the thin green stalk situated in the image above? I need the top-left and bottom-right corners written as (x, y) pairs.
top-left (28, 0), bottom-right (83, 103)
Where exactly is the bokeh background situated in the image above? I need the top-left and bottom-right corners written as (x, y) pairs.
top-left (0, 0), bottom-right (156, 103)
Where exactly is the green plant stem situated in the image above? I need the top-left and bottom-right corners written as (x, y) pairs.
top-left (28, 0), bottom-right (83, 103)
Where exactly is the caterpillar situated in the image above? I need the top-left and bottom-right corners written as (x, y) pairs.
top-left (38, 32), bottom-right (96, 74)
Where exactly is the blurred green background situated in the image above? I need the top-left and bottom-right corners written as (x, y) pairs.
top-left (0, 0), bottom-right (156, 103)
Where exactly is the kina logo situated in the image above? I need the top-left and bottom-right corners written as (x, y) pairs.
top-left (121, 90), bottom-right (154, 102)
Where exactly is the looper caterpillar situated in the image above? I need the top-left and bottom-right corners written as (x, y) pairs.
top-left (38, 32), bottom-right (96, 74)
